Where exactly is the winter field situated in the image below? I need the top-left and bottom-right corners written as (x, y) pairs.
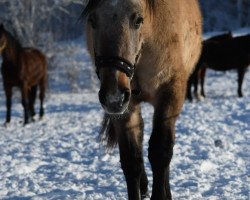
top-left (0, 30), bottom-right (249, 199)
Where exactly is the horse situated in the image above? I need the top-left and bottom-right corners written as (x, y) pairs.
top-left (82, 0), bottom-right (202, 199)
top-left (200, 34), bottom-right (250, 98)
top-left (187, 32), bottom-right (233, 101)
top-left (0, 24), bottom-right (47, 125)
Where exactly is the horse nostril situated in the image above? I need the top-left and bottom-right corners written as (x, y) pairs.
top-left (122, 89), bottom-right (130, 105)
top-left (98, 90), bottom-right (106, 105)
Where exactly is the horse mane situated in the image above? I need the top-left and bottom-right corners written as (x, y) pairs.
top-left (146, 0), bottom-right (155, 12)
top-left (0, 27), bottom-right (22, 62)
top-left (3, 28), bottom-right (22, 52)
top-left (81, 0), bottom-right (102, 18)
top-left (81, 0), bottom-right (155, 18)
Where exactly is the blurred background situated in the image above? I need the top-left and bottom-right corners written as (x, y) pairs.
top-left (0, 0), bottom-right (249, 92)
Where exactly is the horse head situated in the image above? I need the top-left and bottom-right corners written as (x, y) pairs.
top-left (84, 0), bottom-right (153, 114)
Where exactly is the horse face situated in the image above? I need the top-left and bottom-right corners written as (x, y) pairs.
top-left (86, 0), bottom-right (146, 114)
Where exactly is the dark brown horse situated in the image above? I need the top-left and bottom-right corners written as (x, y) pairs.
top-left (187, 32), bottom-right (233, 101)
top-left (188, 33), bottom-right (250, 101)
top-left (83, 0), bottom-right (202, 199)
top-left (0, 24), bottom-right (47, 125)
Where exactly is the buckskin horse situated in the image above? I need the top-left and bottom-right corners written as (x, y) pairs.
top-left (82, 0), bottom-right (202, 199)
top-left (0, 24), bottom-right (47, 125)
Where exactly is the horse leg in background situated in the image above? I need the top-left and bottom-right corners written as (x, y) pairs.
top-left (237, 67), bottom-right (247, 97)
top-left (28, 85), bottom-right (38, 121)
top-left (200, 67), bottom-right (207, 98)
top-left (113, 104), bottom-right (148, 200)
top-left (4, 85), bottom-right (12, 125)
top-left (21, 82), bottom-right (30, 125)
top-left (186, 74), bottom-right (194, 102)
top-left (149, 79), bottom-right (186, 200)
top-left (39, 79), bottom-right (46, 119)
top-left (193, 69), bottom-right (199, 99)
top-left (187, 64), bottom-right (199, 102)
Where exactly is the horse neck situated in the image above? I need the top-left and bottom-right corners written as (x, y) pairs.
top-left (2, 34), bottom-right (22, 64)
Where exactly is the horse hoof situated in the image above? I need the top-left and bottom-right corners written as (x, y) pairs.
top-left (197, 95), bottom-right (205, 101)
top-left (23, 120), bottom-right (30, 126)
top-left (39, 116), bottom-right (44, 121)
top-left (141, 192), bottom-right (150, 199)
top-left (4, 122), bottom-right (10, 128)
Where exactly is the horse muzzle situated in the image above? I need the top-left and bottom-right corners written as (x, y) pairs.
top-left (99, 88), bottom-right (130, 114)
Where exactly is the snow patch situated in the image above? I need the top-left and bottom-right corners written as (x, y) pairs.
top-left (200, 160), bottom-right (217, 173)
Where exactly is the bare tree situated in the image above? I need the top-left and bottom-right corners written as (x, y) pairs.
top-left (0, 0), bottom-right (83, 48)
top-left (237, 0), bottom-right (250, 27)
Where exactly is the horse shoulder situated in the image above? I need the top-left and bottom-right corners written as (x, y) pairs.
top-left (136, 0), bottom-right (202, 100)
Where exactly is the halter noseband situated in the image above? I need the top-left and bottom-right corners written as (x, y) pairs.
top-left (95, 55), bottom-right (135, 79)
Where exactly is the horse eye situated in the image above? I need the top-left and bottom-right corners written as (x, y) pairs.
top-left (134, 16), bottom-right (144, 29)
top-left (88, 14), bottom-right (97, 29)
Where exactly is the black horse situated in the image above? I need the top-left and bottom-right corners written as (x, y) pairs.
top-left (187, 33), bottom-right (250, 100)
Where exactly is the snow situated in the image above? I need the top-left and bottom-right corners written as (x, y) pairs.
top-left (203, 27), bottom-right (250, 40)
top-left (0, 30), bottom-right (250, 199)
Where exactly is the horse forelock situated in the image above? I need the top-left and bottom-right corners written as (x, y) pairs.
top-left (146, 0), bottom-right (155, 11)
top-left (82, 0), bottom-right (155, 18)
top-left (81, 0), bottom-right (103, 18)
top-left (4, 30), bottom-right (22, 51)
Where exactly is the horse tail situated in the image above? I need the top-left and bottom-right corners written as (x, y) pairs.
top-left (99, 114), bottom-right (118, 149)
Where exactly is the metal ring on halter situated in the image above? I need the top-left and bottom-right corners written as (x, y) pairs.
top-left (95, 56), bottom-right (135, 79)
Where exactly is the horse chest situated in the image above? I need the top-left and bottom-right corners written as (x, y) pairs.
top-left (1, 63), bottom-right (21, 85)
top-left (134, 74), bottom-right (159, 104)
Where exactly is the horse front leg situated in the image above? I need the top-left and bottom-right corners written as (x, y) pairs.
top-left (186, 75), bottom-right (193, 102)
top-left (39, 79), bottom-right (46, 119)
top-left (149, 80), bottom-right (186, 200)
top-left (28, 85), bottom-right (37, 121)
top-left (113, 104), bottom-right (148, 200)
top-left (237, 68), bottom-right (246, 97)
top-left (21, 83), bottom-right (30, 125)
top-left (149, 119), bottom-right (175, 200)
top-left (4, 85), bottom-right (12, 125)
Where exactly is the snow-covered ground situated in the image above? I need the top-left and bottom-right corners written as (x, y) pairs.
top-left (0, 31), bottom-right (249, 199)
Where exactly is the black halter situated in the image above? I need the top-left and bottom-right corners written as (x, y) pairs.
top-left (95, 55), bottom-right (135, 79)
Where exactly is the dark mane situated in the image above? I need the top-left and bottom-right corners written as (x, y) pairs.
top-left (3, 28), bottom-right (22, 50)
top-left (146, 0), bottom-right (155, 12)
top-left (0, 28), bottom-right (22, 60)
top-left (81, 0), bottom-right (155, 19)
top-left (81, 0), bottom-right (103, 18)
